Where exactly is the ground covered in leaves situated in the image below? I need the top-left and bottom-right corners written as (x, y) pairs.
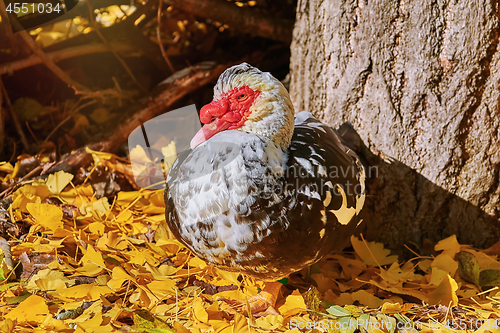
top-left (1, 152), bottom-right (500, 332)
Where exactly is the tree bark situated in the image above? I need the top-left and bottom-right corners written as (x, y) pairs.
top-left (290, 0), bottom-right (500, 249)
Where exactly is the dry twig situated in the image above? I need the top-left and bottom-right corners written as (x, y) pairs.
top-left (0, 43), bottom-right (134, 75)
top-left (15, 28), bottom-right (91, 93)
top-left (84, 0), bottom-right (148, 93)
top-left (167, 0), bottom-right (294, 44)
top-left (156, 0), bottom-right (175, 73)
top-left (0, 78), bottom-right (30, 152)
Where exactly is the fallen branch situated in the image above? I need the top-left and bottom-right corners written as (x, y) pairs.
top-left (0, 43), bottom-right (134, 75)
top-left (60, 61), bottom-right (230, 169)
top-left (167, 0), bottom-right (294, 44)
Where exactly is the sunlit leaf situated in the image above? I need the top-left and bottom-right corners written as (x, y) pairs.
top-left (45, 171), bottom-right (74, 194)
top-left (5, 294), bottom-right (49, 323)
top-left (26, 202), bottom-right (63, 231)
top-left (351, 236), bottom-right (398, 266)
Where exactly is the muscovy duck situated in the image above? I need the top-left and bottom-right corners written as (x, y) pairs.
top-left (165, 63), bottom-right (365, 281)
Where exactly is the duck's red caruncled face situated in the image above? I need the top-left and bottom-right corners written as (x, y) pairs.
top-left (190, 86), bottom-right (260, 149)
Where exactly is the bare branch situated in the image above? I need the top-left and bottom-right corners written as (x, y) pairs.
top-left (167, 0), bottom-right (294, 44)
top-left (0, 43), bottom-right (134, 75)
top-left (15, 28), bottom-right (91, 93)
top-left (60, 62), bottom-right (229, 169)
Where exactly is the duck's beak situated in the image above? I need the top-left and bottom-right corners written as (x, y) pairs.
top-left (190, 98), bottom-right (232, 149)
top-left (190, 119), bottom-right (231, 149)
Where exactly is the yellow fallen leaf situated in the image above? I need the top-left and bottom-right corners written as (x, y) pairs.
top-left (193, 299), bottom-right (209, 323)
top-left (5, 294), bottom-right (49, 323)
top-left (367, 279), bottom-right (429, 303)
top-left (279, 290), bottom-right (307, 316)
top-left (428, 267), bottom-right (449, 286)
top-left (0, 162), bottom-right (14, 173)
top-left (26, 269), bottom-right (71, 291)
top-left (76, 312), bottom-right (104, 330)
top-left (126, 249), bottom-right (159, 266)
top-left (173, 321), bottom-right (191, 333)
top-left (232, 312), bottom-right (256, 333)
top-left (79, 197), bottom-right (110, 217)
top-left (427, 274), bottom-right (458, 306)
top-left (381, 302), bottom-right (402, 313)
top-left (26, 202), bottom-right (63, 232)
top-left (351, 235), bottom-right (398, 266)
top-left (215, 268), bottom-right (241, 285)
top-left (45, 171), bottom-right (74, 194)
top-left (76, 245), bottom-right (106, 276)
top-left (55, 284), bottom-right (113, 301)
top-left (116, 191), bottom-right (143, 206)
top-left (96, 231), bottom-right (129, 251)
top-left (107, 266), bottom-right (136, 290)
top-left (147, 279), bottom-right (177, 299)
top-left (351, 289), bottom-right (384, 308)
top-left (88, 222), bottom-right (105, 236)
top-left (431, 253), bottom-right (458, 276)
top-left (434, 235), bottom-right (461, 257)
top-left (0, 319), bottom-right (15, 333)
top-left (254, 315), bottom-right (284, 330)
top-left (189, 256), bottom-right (207, 269)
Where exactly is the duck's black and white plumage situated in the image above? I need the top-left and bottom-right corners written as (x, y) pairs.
top-left (165, 63), bottom-right (365, 280)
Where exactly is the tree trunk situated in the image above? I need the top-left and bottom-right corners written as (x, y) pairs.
top-left (290, 0), bottom-right (500, 250)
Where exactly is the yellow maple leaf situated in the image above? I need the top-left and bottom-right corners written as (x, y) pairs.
top-left (26, 202), bottom-right (63, 232)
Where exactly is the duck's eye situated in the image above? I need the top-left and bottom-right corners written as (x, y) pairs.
top-left (238, 94), bottom-right (248, 101)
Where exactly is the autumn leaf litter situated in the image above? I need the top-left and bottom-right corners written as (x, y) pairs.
top-left (0, 153), bottom-right (500, 332)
